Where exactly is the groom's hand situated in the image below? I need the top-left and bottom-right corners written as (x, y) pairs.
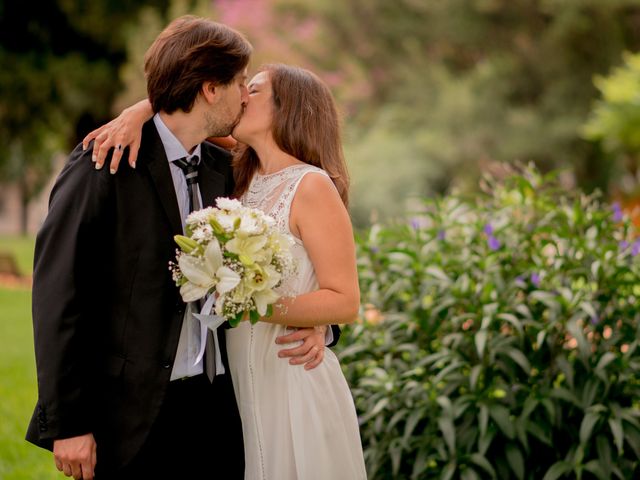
top-left (53, 433), bottom-right (97, 480)
top-left (276, 326), bottom-right (326, 370)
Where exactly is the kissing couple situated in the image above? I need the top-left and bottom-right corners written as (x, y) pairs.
top-left (27, 15), bottom-right (366, 480)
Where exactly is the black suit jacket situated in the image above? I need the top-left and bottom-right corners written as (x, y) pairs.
top-left (26, 120), bottom-right (238, 468)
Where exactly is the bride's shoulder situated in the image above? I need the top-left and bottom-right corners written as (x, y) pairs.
top-left (293, 169), bottom-right (340, 205)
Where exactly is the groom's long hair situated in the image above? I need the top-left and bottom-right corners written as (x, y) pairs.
top-left (144, 15), bottom-right (252, 114)
top-left (233, 64), bottom-right (350, 207)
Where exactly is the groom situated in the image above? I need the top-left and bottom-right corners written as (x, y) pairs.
top-left (26, 17), bottom-right (332, 479)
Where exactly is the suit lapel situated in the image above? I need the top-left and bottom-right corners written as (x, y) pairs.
top-left (140, 121), bottom-right (184, 236)
top-left (199, 149), bottom-right (228, 208)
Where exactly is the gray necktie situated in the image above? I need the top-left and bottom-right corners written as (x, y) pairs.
top-left (173, 156), bottom-right (217, 382)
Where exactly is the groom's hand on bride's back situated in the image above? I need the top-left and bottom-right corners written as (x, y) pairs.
top-left (53, 433), bottom-right (97, 480)
top-left (276, 326), bottom-right (326, 370)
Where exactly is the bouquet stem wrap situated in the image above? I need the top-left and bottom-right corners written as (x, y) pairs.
top-left (192, 293), bottom-right (226, 375)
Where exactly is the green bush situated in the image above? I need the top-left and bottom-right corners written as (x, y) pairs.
top-left (340, 165), bottom-right (640, 479)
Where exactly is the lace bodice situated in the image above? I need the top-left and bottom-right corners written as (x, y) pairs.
top-left (242, 164), bottom-right (330, 234)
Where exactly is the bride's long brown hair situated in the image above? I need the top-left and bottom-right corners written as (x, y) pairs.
top-left (232, 64), bottom-right (350, 206)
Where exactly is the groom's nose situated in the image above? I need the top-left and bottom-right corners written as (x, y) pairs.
top-left (240, 85), bottom-right (249, 106)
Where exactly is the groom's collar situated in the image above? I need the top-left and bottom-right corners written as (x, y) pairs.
top-left (153, 113), bottom-right (202, 163)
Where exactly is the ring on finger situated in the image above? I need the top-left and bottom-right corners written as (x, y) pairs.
top-left (116, 144), bottom-right (123, 151)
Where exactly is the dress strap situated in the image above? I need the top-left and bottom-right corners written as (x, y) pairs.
top-left (276, 166), bottom-right (331, 234)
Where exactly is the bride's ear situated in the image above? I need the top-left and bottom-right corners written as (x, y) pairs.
top-left (201, 81), bottom-right (217, 105)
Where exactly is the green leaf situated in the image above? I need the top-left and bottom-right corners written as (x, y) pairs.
top-left (478, 429), bottom-right (495, 456)
top-left (461, 467), bottom-right (481, 480)
top-left (536, 330), bottom-right (547, 349)
top-left (619, 407), bottom-right (640, 431)
top-left (249, 309), bottom-right (260, 324)
top-left (580, 300), bottom-right (598, 319)
top-left (550, 388), bottom-right (581, 408)
top-left (515, 416), bottom-right (529, 453)
top-left (389, 438), bottom-right (403, 475)
top-left (530, 290), bottom-right (560, 310)
top-left (582, 460), bottom-right (608, 480)
top-left (527, 420), bottom-right (553, 446)
top-left (469, 365), bottom-right (482, 391)
top-left (470, 453), bottom-right (497, 479)
top-left (608, 416), bottom-right (624, 454)
top-left (542, 461), bottom-right (572, 480)
top-left (506, 443), bottom-right (525, 480)
top-left (425, 265), bottom-right (452, 284)
top-left (229, 311), bottom-right (244, 328)
top-left (521, 397), bottom-right (538, 421)
top-left (475, 330), bottom-right (488, 357)
top-left (581, 379), bottom-right (600, 408)
top-left (567, 318), bottom-right (590, 361)
top-left (505, 348), bottom-right (531, 374)
top-left (403, 408), bottom-right (424, 443)
top-left (489, 404), bottom-right (515, 439)
top-left (441, 462), bottom-right (457, 480)
top-left (596, 435), bottom-right (612, 477)
top-left (579, 411), bottom-right (601, 445)
top-left (497, 313), bottom-right (524, 336)
top-left (360, 397), bottom-right (389, 424)
top-left (411, 445), bottom-right (429, 479)
top-left (623, 425), bottom-right (640, 458)
top-left (595, 352), bottom-right (617, 372)
top-left (438, 416), bottom-right (456, 456)
top-left (479, 404), bottom-right (489, 438)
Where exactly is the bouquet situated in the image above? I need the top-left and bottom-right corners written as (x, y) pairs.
top-left (170, 197), bottom-right (296, 327)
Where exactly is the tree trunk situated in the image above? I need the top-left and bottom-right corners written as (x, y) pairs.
top-left (19, 175), bottom-right (28, 236)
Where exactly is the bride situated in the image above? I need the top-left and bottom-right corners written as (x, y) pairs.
top-left (86, 64), bottom-right (366, 479)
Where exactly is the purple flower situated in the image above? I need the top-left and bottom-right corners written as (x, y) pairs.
top-left (530, 273), bottom-right (541, 287)
top-left (620, 240), bottom-right (630, 251)
top-left (370, 246), bottom-right (379, 254)
top-left (632, 239), bottom-right (640, 257)
top-left (488, 236), bottom-right (501, 251)
top-left (484, 223), bottom-right (494, 236)
top-left (410, 218), bottom-right (420, 230)
top-left (612, 202), bottom-right (623, 222)
top-left (437, 230), bottom-right (446, 241)
top-left (590, 315), bottom-right (600, 325)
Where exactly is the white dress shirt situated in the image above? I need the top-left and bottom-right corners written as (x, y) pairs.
top-left (153, 114), bottom-right (204, 381)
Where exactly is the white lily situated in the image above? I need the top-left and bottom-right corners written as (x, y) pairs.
top-left (247, 265), bottom-right (282, 316)
top-left (253, 288), bottom-right (281, 316)
top-left (226, 234), bottom-right (268, 266)
top-left (178, 239), bottom-right (241, 302)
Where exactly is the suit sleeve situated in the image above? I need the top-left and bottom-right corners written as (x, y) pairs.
top-left (29, 144), bottom-right (113, 445)
top-left (327, 325), bottom-right (341, 347)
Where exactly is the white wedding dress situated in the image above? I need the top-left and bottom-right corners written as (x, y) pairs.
top-left (225, 164), bottom-right (367, 480)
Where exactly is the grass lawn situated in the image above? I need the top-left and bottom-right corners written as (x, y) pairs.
top-left (0, 288), bottom-right (57, 479)
top-left (0, 236), bottom-right (57, 479)
top-left (0, 236), bottom-right (36, 276)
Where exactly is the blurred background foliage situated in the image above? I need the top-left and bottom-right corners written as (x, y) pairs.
top-left (2, 0), bottom-right (640, 227)
top-left (3, 2), bottom-right (640, 478)
top-left (343, 165), bottom-right (640, 478)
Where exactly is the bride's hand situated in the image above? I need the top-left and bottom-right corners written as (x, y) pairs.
top-left (82, 99), bottom-right (153, 174)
